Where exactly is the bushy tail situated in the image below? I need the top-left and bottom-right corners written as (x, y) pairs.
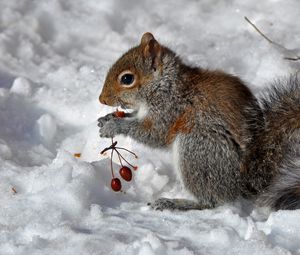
top-left (258, 143), bottom-right (300, 210)
top-left (257, 75), bottom-right (300, 210)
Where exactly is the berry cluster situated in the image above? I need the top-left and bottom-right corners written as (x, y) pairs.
top-left (101, 138), bottom-right (138, 192)
top-left (100, 110), bottom-right (138, 192)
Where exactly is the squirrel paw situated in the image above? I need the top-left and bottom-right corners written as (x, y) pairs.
top-left (97, 113), bottom-right (116, 128)
top-left (149, 198), bottom-right (204, 211)
top-left (99, 118), bottom-right (124, 138)
top-left (149, 198), bottom-right (179, 211)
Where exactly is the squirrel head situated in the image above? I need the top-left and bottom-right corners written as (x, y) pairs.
top-left (99, 32), bottom-right (168, 109)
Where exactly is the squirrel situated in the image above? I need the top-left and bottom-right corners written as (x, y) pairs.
top-left (98, 32), bottom-right (300, 211)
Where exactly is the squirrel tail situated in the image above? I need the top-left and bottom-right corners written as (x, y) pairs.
top-left (257, 75), bottom-right (300, 210)
top-left (259, 153), bottom-right (300, 210)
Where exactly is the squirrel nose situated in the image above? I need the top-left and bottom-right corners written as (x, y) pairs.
top-left (99, 94), bottom-right (107, 105)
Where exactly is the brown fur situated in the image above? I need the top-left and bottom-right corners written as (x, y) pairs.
top-left (178, 66), bottom-right (256, 150)
top-left (142, 118), bottom-right (153, 131)
top-left (243, 97), bottom-right (300, 175)
top-left (98, 32), bottom-right (300, 210)
top-left (166, 107), bottom-right (195, 144)
top-left (100, 41), bottom-right (163, 107)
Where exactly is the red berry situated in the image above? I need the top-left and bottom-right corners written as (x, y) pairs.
top-left (114, 110), bottom-right (125, 118)
top-left (111, 178), bottom-right (122, 191)
top-left (119, 166), bottom-right (132, 182)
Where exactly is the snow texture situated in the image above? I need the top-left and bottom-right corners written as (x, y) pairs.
top-left (0, 0), bottom-right (300, 254)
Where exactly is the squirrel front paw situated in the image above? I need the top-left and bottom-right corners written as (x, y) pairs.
top-left (99, 118), bottom-right (121, 138)
top-left (98, 113), bottom-right (121, 138)
top-left (97, 113), bottom-right (116, 128)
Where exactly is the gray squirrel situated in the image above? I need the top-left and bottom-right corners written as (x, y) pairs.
top-left (98, 32), bottom-right (300, 211)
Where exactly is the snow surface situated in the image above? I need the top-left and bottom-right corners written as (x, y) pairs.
top-left (0, 0), bottom-right (300, 254)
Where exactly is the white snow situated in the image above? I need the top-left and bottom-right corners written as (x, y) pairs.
top-left (10, 77), bottom-right (32, 96)
top-left (0, 0), bottom-right (300, 254)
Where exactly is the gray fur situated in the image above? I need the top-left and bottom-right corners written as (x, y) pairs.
top-left (99, 42), bottom-right (300, 211)
top-left (254, 76), bottom-right (300, 210)
top-left (176, 112), bottom-right (244, 209)
top-left (99, 47), bottom-right (250, 211)
top-left (99, 51), bottom-right (190, 148)
top-left (150, 198), bottom-right (204, 211)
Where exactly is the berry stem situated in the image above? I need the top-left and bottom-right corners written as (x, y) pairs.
top-left (110, 149), bottom-right (115, 178)
top-left (115, 149), bottom-right (136, 169)
top-left (116, 149), bottom-right (124, 167)
top-left (100, 141), bottom-right (118, 154)
top-left (115, 147), bottom-right (138, 158)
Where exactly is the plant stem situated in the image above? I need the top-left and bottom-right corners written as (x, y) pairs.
top-left (115, 150), bottom-right (135, 168)
top-left (116, 149), bottom-right (124, 167)
top-left (115, 147), bottom-right (138, 158)
top-left (100, 141), bottom-right (118, 154)
top-left (110, 149), bottom-right (114, 178)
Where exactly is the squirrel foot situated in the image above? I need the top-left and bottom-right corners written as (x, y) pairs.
top-left (149, 198), bottom-right (205, 211)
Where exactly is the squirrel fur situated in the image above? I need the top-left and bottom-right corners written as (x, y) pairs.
top-left (98, 32), bottom-right (300, 211)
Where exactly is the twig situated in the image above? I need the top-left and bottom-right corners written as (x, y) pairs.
top-left (244, 16), bottom-right (300, 61)
top-left (244, 16), bottom-right (285, 49)
top-left (100, 141), bottom-right (118, 154)
top-left (284, 56), bottom-right (300, 61)
top-left (12, 187), bottom-right (17, 194)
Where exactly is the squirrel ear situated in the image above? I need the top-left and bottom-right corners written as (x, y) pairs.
top-left (140, 32), bottom-right (162, 71)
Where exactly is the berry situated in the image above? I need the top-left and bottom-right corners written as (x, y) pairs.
top-left (119, 166), bottom-right (132, 182)
top-left (100, 138), bottom-right (138, 192)
top-left (114, 110), bottom-right (125, 118)
top-left (111, 178), bottom-right (122, 191)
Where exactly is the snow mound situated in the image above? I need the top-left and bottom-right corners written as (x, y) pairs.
top-left (0, 0), bottom-right (300, 254)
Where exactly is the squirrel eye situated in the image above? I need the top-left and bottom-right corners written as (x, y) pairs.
top-left (119, 71), bottom-right (135, 87)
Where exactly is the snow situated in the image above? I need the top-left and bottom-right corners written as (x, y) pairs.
top-left (0, 0), bottom-right (300, 254)
top-left (10, 77), bottom-right (32, 96)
